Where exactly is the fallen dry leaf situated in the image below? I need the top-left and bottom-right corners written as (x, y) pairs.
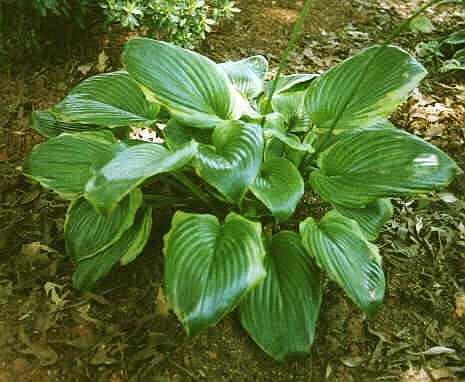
top-left (455, 293), bottom-right (465, 318)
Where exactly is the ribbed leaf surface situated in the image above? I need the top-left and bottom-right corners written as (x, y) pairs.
top-left (73, 206), bottom-right (152, 291)
top-left (163, 212), bottom-right (266, 336)
top-left (53, 71), bottom-right (158, 127)
top-left (251, 158), bottom-right (304, 221)
top-left (300, 211), bottom-right (385, 317)
top-left (195, 121), bottom-right (264, 203)
top-left (239, 231), bottom-right (322, 361)
top-left (23, 131), bottom-right (116, 199)
top-left (31, 110), bottom-right (102, 138)
top-left (305, 45), bottom-right (427, 130)
top-left (219, 55), bottom-right (268, 99)
top-left (85, 141), bottom-right (198, 212)
top-left (123, 38), bottom-right (241, 128)
top-left (335, 199), bottom-right (393, 241)
top-left (65, 189), bottom-right (143, 262)
top-left (310, 125), bottom-right (459, 207)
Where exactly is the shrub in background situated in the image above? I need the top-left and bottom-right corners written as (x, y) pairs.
top-left (0, 0), bottom-right (238, 58)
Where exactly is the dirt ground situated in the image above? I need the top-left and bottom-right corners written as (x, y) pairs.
top-left (1, 0), bottom-right (465, 381)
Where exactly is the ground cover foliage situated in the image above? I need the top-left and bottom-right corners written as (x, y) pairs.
top-left (1, 0), bottom-right (465, 380)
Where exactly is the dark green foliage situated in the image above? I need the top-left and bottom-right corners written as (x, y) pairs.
top-left (22, 37), bottom-right (460, 361)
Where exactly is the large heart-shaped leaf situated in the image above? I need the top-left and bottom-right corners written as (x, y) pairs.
top-left (305, 45), bottom-right (427, 130)
top-left (65, 189), bottom-right (143, 262)
top-left (310, 125), bottom-right (459, 208)
top-left (335, 199), bottom-right (393, 241)
top-left (300, 211), bottom-right (385, 317)
top-left (73, 206), bottom-right (152, 291)
top-left (219, 55), bottom-right (268, 100)
top-left (85, 140), bottom-right (198, 212)
top-left (31, 110), bottom-right (103, 138)
top-left (163, 212), bottom-right (266, 336)
top-left (239, 231), bottom-right (322, 361)
top-left (195, 121), bottom-right (264, 203)
top-left (53, 71), bottom-right (159, 127)
top-left (23, 130), bottom-right (116, 199)
top-left (250, 158), bottom-right (304, 221)
top-left (123, 38), bottom-right (243, 128)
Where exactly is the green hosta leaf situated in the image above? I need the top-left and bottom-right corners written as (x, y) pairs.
top-left (259, 74), bottom-right (318, 114)
top-left (239, 231), bottom-right (322, 361)
top-left (65, 189), bottom-right (143, 262)
top-left (219, 55), bottom-right (268, 99)
top-left (300, 211), bottom-right (385, 317)
top-left (195, 121), bottom-right (264, 203)
top-left (335, 199), bottom-right (393, 241)
top-left (272, 90), bottom-right (312, 132)
top-left (264, 129), bottom-right (314, 153)
top-left (23, 130), bottom-right (116, 199)
top-left (163, 119), bottom-right (212, 150)
top-left (31, 110), bottom-right (103, 138)
top-left (310, 125), bottom-right (459, 207)
top-left (265, 74), bottom-right (318, 96)
top-left (73, 206), bottom-right (152, 291)
top-left (250, 158), bottom-right (304, 221)
top-left (305, 45), bottom-right (427, 130)
top-left (53, 71), bottom-right (159, 127)
top-left (164, 212), bottom-right (266, 336)
top-left (123, 38), bottom-right (243, 128)
top-left (85, 141), bottom-right (198, 212)
top-left (263, 112), bottom-right (287, 133)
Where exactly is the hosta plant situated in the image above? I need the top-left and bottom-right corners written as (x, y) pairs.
top-left (23, 37), bottom-right (460, 361)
